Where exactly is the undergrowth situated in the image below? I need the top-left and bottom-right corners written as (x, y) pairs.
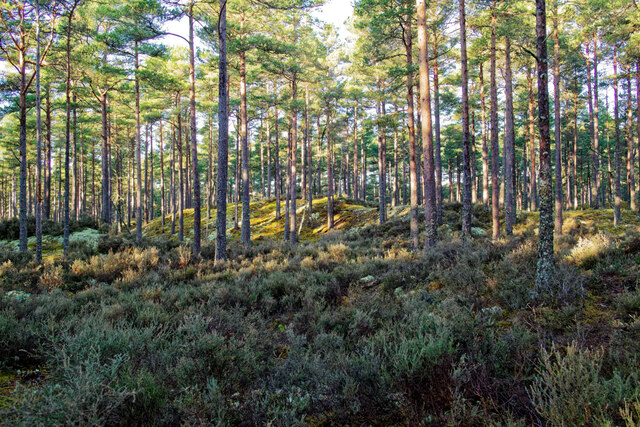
top-left (1, 200), bottom-right (640, 425)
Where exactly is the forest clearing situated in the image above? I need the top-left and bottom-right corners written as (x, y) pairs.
top-left (2, 0), bottom-right (640, 424)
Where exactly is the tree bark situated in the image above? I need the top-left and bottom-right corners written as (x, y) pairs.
top-left (553, 6), bottom-right (563, 234)
top-left (417, 0), bottom-right (436, 248)
top-left (433, 44), bottom-right (443, 225)
top-left (403, 12), bottom-right (419, 249)
top-left (35, 3), bottom-right (42, 262)
top-left (527, 67), bottom-right (538, 210)
top-left (290, 74), bottom-right (298, 243)
top-left (215, 0), bottom-right (229, 261)
top-left (239, 12), bottom-right (251, 249)
top-left (585, 41), bottom-right (598, 208)
top-left (490, 4), bottom-right (499, 239)
top-left (627, 71), bottom-right (636, 211)
top-left (504, 37), bottom-right (515, 235)
top-left (376, 80), bottom-right (387, 225)
top-left (135, 41), bottom-right (143, 242)
top-left (613, 52), bottom-right (622, 225)
top-left (459, 0), bottom-right (472, 240)
top-left (536, 0), bottom-right (555, 290)
top-left (480, 63), bottom-right (489, 207)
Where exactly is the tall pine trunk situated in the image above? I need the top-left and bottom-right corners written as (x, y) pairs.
top-left (553, 6), bottom-right (563, 234)
top-left (215, 0), bottom-right (229, 261)
top-left (504, 38), bottom-right (515, 235)
top-left (536, 0), bottom-right (555, 290)
top-left (404, 12), bottom-right (419, 249)
top-left (459, 0), bottom-right (472, 240)
top-left (489, 4), bottom-right (499, 239)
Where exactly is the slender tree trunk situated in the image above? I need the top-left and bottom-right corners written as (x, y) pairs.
top-left (353, 100), bottom-right (359, 201)
top-left (536, 0), bottom-right (554, 290)
top-left (418, 0), bottom-right (436, 248)
top-left (527, 68), bottom-right (538, 210)
top-left (35, 4), bottom-right (42, 262)
top-left (63, 16), bottom-right (73, 254)
top-left (216, 0), bottom-right (229, 261)
top-left (627, 71), bottom-right (636, 211)
top-left (636, 62), bottom-right (640, 211)
top-left (404, 13), bottom-right (419, 249)
top-left (585, 41), bottom-right (597, 208)
top-left (573, 77), bottom-right (579, 209)
top-left (480, 63), bottom-right (489, 207)
top-left (239, 24), bottom-right (251, 249)
top-left (44, 86), bottom-right (51, 220)
top-left (459, 0), bottom-right (472, 240)
top-left (171, 119), bottom-right (176, 234)
top-left (149, 124), bottom-right (154, 220)
top-left (178, 107), bottom-right (184, 241)
top-left (260, 118), bottom-right (265, 199)
top-left (135, 41), bottom-right (143, 242)
top-left (274, 84), bottom-right (281, 220)
top-left (234, 116), bottom-right (240, 230)
top-left (73, 94), bottom-right (79, 220)
top-left (290, 74), bottom-right (298, 243)
top-left (306, 87), bottom-right (312, 214)
top-left (490, 4), bottom-right (499, 239)
top-left (471, 109), bottom-right (477, 204)
top-left (433, 46), bottom-right (443, 225)
top-left (612, 51), bottom-right (622, 225)
top-left (376, 80), bottom-right (387, 225)
top-left (160, 118), bottom-right (165, 226)
top-left (593, 38), bottom-right (601, 208)
top-left (327, 108), bottom-right (334, 229)
top-left (101, 94), bottom-right (110, 224)
top-left (393, 103), bottom-right (400, 207)
top-left (504, 37), bottom-right (515, 235)
top-left (267, 106), bottom-right (272, 199)
top-left (553, 6), bottom-right (563, 234)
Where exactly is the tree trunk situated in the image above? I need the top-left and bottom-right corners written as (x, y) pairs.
top-left (306, 87), bottom-right (312, 214)
top-left (101, 94), bottom-right (110, 224)
top-left (44, 86), bottom-right (52, 220)
top-left (592, 38), bottom-right (601, 208)
top-left (216, 0), bottom-right (229, 261)
top-left (267, 106), bottom-right (272, 199)
top-left (240, 27), bottom-right (251, 249)
top-left (274, 84), bottom-right (281, 220)
top-left (480, 63), bottom-right (489, 207)
top-left (178, 106), bottom-right (184, 242)
top-left (376, 80), bottom-right (387, 225)
top-left (63, 17), bottom-right (73, 254)
top-left (504, 37), bottom-right (515, 235)
top-left (585, 41), bottom-right (598, 209)
top-left (527, 68), bottom-right (538, 210)
top-left (404, 13), bottom-right (419, 249)
top-left (135, 41), bottom-right (143, 242)
top-left (353, 100), bottom-right (359, 200)
top-left (553, 6), bottom-right (563, 234)
top-left (459, 0), bottom-right (472, 240)
top-left (627, 72), bottom-right (636, 211)
top-left (573, 76), bottom-right (580, 209)
top-left (290, 74), bottom-right (298, 243)
top-left (327, 109), bottom-right (334, 230)
top-left (612, 56), bottom-right (623, 223)
top-left (433, 46), bottom-right (443, 225)
top-left (489, 4), bottom-right (500, 240)
top-left (417, 0), bottom-right (436, 248)
top-left (35, 4), bottom-right (42, 262)
top-left (160, 118), bottom-right (165, 227)
top-left (535, 0), bottom-right (554, 290)
top-left (636, 61), bottom-right (640, 211)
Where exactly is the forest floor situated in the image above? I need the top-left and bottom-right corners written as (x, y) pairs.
top-left (2, 199), bottom-right (640, 425)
